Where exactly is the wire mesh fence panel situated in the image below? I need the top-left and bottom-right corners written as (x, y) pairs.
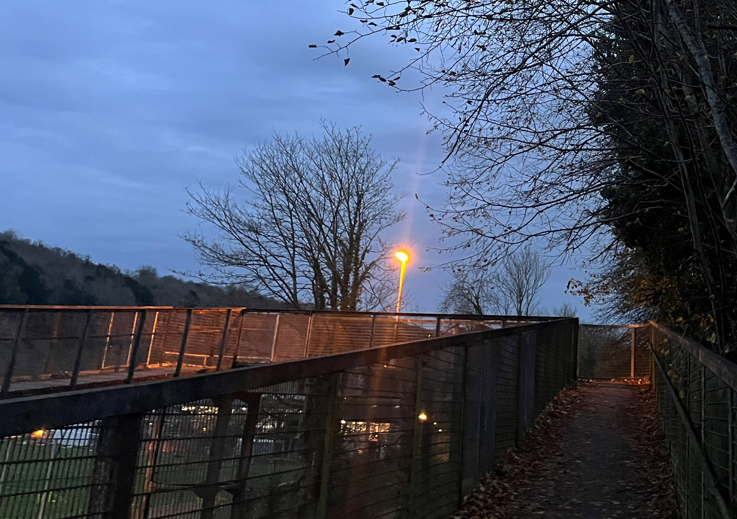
top-left (578, 325), bottom-right (648, 379)
top-left (179, 310), bottom-right (230, 369)
top-left (650, 323), bottom-right (735, 519)
top-left (271, 314), bottom-right (310, 361)
top-left (234, 313), bottom-right (278, 362)
top-left (491, 334), bottom-right (520, 463)
top-left (146, 310), bottom-right (188, 368)
top-left (370, 317), bottom-right (435, 349)
top-left (0, 307), bottom-right (557, 399)
top-left (633, 326), bottom-right (651, 377)
top-left (129, 380), bottom-right (329, 519)
top-left (438, 319), bottom-right (501, 336)
top-left (533, 321), bottom-right (576, 417)
top-left (327, 357), bottom-right (417, 519)
top-left (0, 315), bottom-right (577, 519)
top-left (99, 311), bottom-right (139, 370)
top-left (0, 421), bottom-right (109, 519)
top-left (411, 347), bottom-right (465, 519)
top-left (307, 314), bottom-right (374, 355)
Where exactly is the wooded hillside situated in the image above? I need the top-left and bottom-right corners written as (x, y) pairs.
top-left (0, 230), bottom-right (281, 308)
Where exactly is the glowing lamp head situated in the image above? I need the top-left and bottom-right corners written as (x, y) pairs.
top-left (418, 412), bottom-right (428, 422)
top-left (395, 250), bottom-right (409, 263)
top-left (32, 429), bottom-right (44, 439)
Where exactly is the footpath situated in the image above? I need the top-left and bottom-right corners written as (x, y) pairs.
top-left (455, 381), bottom-right (680, 518)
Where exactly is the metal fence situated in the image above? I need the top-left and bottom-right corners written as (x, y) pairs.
top-left (649, 322), bottom-right (736, 519)
top-left (578, 324), bottom-right (651, 379)
top-left (0, 306), bottom-right (553, 398)
top-left (0, 317), bottom-right (577, 519)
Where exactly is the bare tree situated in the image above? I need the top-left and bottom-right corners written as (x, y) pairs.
top-left (441, 248), bottom-right (550, 316)
top-left (552, 302), bottom-right (577, 318)
top-left (183, 122), bottom-right (405, 310)
top-left (318, 0), bottom-right (737, 352)
top-left (439, 267), bottom-right (494, 315)
top-left (495, 248), bottom-right (551, 316)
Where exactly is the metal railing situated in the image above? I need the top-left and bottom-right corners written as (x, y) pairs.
top-left (0, 306), bottom-right (554, 397)
top-left (577, 323), bottom-right (652, 379)
top-left (580, 322), bottom-right (737, 518)
top-left (649, 322), bottom-right (736, 519)
top-left (0, 317), bottom-right (578, 519)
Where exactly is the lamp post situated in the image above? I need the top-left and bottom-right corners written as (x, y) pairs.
top-left (395, 250), bottom-right (409, 314)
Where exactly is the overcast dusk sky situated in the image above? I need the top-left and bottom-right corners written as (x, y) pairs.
top-left (0, 1), bottom-right (590, 318)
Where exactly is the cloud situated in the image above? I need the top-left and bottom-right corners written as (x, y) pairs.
top-left (0, 0), bottom-right (589, 318)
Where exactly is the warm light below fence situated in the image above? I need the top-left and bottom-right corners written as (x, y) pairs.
top-left (418, 412), bottom-right (428, 422)
top-left (32, 429), bottom-right (44, 438)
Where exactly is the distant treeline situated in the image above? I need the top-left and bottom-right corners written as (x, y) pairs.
top-left (0, 231), bottom-right (283, 308)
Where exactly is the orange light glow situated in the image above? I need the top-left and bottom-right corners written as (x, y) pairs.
top-left (418, 412), bottom-right (428, 422)
top-left (394, 250), bottom-right (409, 263)
top-left (32, 429), bottom-right (44, 439)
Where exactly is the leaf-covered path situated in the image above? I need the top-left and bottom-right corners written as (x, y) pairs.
top-left (455, 381), bottom-right (680, 518)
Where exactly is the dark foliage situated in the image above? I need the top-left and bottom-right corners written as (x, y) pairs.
top-left (0, 230), bottom-right (282, 308)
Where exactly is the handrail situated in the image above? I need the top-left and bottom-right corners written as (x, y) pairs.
top-left (649, 321), bottom-right (737, 392)
top-left (0, 307), bottom-right (558, 396)
top-left (650, 344), bottom-right (732, 519)
top-left (579, 323), bottom-right (649, 329)
top-left (0, 304), bottom-right (558, 321)
top-left (0, 319), bottom-right (573, 439)
top-left (239, 308), bottom-right (558, 320)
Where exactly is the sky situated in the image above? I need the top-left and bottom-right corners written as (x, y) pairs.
top-left (0, 1), bottom-right (591, 319)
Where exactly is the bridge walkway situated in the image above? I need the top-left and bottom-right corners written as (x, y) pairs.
top-left (458, 380), bottom-right (679, 518)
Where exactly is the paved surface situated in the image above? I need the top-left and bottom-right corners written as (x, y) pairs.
top-left (456, 381), bottom-right (679, 518)
top-left (509, 382), bottom-right (670, 518)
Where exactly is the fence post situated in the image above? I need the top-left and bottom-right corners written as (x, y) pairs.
top-left (89, 413), bottom-right (144, 519)
top-left (1, 309), bottom-right (28, 398)
top-left (369, 314), bottom-right (376, 348)
top-left (231, 392), bottom-right (262, 519)
top-left (729, 388), bottom-right (734, 516)
top-left (435, 316), bottom-right (441, 337)
top-left (70, 310), bottom-right (93, 389)
top-left (575, 322), bottom-right (582, 380)
top-left (270, 315), bottom-right (281, 362)
top-left (303, 315), bottom-right (314, 358)
top-left (145, 311), bottom-right (160, 368)
top-left (572, 319), bottom-right (580, 382)
top-left (457, 344), bottom-right (469, 508)
top-left (648, 325), bottom-right (654, 382)
top-left (216, 309), bottom-right (232, 371)
top-left (124, 310), bottom-right (147, 384)
top-left (201, 395), bottom-right (234, 519)
top-left (125, 312), bottom-right (140, 367)
top-left (408, 354), bottom-right (426, 519)
top-left (630, 327), bottom-right (636, 378)
top-left (231, 311), bottom-right (247, 367)
top-left (701, 364), bottom-right (706, 518)
top-left (315, 373), bottom-right (341, 519)
top-left (101, 311), bottom-right (115, 370)
top-left (141, 409), bottom-right (167, 518)
top-left (174, 309), bottom-right (193, 377)
top-left (516, 332), bottom-right (536, 443)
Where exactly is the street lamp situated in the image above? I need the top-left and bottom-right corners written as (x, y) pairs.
top-left (395, 250), bottom-right (409, 314)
